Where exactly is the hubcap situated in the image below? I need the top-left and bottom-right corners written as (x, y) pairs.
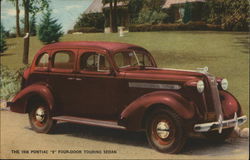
top-left (156, 121), bottom-right (170, 139)
top-left (35, 107), bottom-right (45, 122)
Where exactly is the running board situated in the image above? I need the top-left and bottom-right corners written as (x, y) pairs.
top-left (52, 116), bottom-right (126, 130)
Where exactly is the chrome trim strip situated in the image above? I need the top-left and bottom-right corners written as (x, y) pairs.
top-left (194, 115), bottom-right (247, 133)
top-left (129, 82), bottom-right (181, 90)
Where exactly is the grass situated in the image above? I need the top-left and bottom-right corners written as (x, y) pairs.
top-left (1, 31), bottom-right (249, 127)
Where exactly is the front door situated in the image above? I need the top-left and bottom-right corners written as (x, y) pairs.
top-left (48, 49), bottom-right (78, 115)
top-left (74, 49), bottom-right (119, 120)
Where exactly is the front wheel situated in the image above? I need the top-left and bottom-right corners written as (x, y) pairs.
top-left (146, 108), bottom-right (187, 154)
top-left (28, 102), bottom-right (56, 133)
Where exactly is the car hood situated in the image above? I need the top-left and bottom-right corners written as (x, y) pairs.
top-left (123, 67), bottom-right (206, 83)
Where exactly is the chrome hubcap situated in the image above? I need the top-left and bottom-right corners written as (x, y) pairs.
top-left (35, 107), bottom-right (45, 122)
top-left (156, 121), bottom-right (170, 139)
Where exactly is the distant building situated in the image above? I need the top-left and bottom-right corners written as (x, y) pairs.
top-left (84, 0), bottom-right (129, 31)
top-left (84, 0), bottom-right (207, 31)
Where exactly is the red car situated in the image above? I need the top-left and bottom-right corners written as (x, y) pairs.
top-left (9, 41), bottom-right (247, 153)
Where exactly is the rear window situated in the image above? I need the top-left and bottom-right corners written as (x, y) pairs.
top-left (35, 52), bottom-right (49, 70)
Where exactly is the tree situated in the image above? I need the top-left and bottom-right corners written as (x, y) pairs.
top-left (0, 24), bottom-right (8, 53)
top-left (102, 0), bottom-right (118, 33)
top-left (136, 0), bottom-right (168, 24)
top-left (29, 14), bottom-right (36, 36)
top-left (183, 2), bottom-right (192, 24)
top-left (38, 9), bottom-right (63, 44)
top-left (22, 0), bottom-right (50, 64)
top-left (8, 0), bottom-right (21, 37)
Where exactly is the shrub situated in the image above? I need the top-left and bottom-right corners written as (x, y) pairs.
top-left (38, 10), bottom-right (63, 44)
top-left (0, 65), bottom-right (29, 100)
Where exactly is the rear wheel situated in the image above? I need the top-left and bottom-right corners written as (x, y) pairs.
top-left (28, 102), bottom-right (56, 133)
top-left (146, 108), bottom-right (186, 153)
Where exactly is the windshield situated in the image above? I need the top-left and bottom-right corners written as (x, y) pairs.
top-left (114, 50), bottom-right (154, 69)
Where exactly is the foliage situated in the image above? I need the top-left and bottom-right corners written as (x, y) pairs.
top-left (38, 10), bottom-right (63, 44)
top-left (183, 2), bottom-right (192, 23)
top-left (0, 64), bottom-right (29, 100)
top-left (205, 0), bottom-right (249, 31)
top-left (0, 24), bottom-right (8, 53)
top-left (128, 0), bottom-right (144, 24)
top-left (29, 14), bottom-right (37, 36)
top-left (74, 13), bottom-right (105, 30)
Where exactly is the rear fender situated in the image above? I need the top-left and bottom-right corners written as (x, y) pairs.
top-left (120, 91), bottom-right (195, 131)
top-left (10, 84), bottom-right (54, 113)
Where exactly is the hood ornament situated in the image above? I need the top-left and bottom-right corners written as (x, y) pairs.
top-left (197, 66), bottom-right (208, 73)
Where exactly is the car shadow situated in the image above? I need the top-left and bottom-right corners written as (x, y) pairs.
top-left (53, 122), bottom-right (150, 148)
top-left (47, 122), bottom-right (247, 155)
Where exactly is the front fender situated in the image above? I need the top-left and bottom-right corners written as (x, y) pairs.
top-left (10, 84), bottom-right (54, 113)
top-left (120, 91), bottom-right (195, 131)
top-left (220, 90), bottom-right (242, 119)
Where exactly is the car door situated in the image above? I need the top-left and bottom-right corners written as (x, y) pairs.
top-left (48, 49), bottom-right (78, 115)
top-left (74, 49), bottom-right (120, 120)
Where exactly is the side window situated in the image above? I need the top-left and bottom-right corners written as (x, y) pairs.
top-left (35, 52), bottom-right (49, 69)
top-left (80, 52), bottom-right (110, 72)
top-left (52, 51), bottom-right (75, 70)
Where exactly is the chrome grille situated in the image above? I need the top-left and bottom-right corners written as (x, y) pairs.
top-left (207, 75), bottom-right (223, 120)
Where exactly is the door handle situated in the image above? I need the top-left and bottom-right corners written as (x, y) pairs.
top-left (67, 77), bottom-right (75, 80)
top-left (75, 78), bottom-right (82, 81)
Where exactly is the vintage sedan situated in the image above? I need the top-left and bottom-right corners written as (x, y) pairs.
top-left (9, 41), bottom-right (247, 153)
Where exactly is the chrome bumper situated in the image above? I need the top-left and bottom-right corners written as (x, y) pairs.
top-left (194, 113), bottom-right (247, 133)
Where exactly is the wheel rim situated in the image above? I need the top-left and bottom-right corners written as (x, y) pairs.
top-left (156, 121), bottom-right (170, 139)
top-left (151, 116), bottom-right (176, 146)
top-left (32, 106), bottom-right (48, 128)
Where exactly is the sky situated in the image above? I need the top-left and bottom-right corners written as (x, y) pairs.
top-left (1, 0), bottom-right (94, 33)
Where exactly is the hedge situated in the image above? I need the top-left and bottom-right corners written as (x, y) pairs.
top-left (67, 27), bottom-right (103, 34)
top-left (129, 22), bottom-right (222, 32)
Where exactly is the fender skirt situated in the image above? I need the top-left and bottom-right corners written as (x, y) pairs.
top-left (10, 84), bottom-right (54, 113)
top-left (119, 91), bottom-right (195, 131)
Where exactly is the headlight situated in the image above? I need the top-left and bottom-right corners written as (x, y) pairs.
top-left (221, 78), bottom-right (228, 90)
top-left (197, 80), bottom-right (204, 93)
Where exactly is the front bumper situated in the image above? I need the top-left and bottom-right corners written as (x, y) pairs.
top-left (194, 113), bottom-right (247, 133)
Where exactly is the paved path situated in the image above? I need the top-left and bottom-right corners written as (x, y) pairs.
top-left (1, 111), bottom-right (249, 159)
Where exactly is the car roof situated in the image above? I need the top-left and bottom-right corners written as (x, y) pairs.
top-left (40, 41), bottom-right (144, 52)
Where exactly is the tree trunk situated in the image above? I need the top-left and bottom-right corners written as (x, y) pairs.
top-left (109, 0), bottom-right (113, 33)
top-left (22, 0), bottom-right (29, 65)
top-left (15, 0), bottom-right (21, 37)
top-left (113, 0), bottom-right (118, 33)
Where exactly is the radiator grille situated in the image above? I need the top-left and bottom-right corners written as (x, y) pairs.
top-left (207, 75), bottom-right (223, 120)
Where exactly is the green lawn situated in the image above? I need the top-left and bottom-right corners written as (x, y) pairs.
top-left (1, 31), bottom-right (249, 126)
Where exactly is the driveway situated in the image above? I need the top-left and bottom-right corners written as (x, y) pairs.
top-left (1, 110), bottom-right (249, 159)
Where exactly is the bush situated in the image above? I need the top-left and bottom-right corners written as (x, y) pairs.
top-left (0, 65), bottom-right (28, 100)
top-left (129, 22), bottom-right (221, 32)
top-left (74, 13), bottom-right (105, 30)
top-left (38, 10), bottom-right (63, 44)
